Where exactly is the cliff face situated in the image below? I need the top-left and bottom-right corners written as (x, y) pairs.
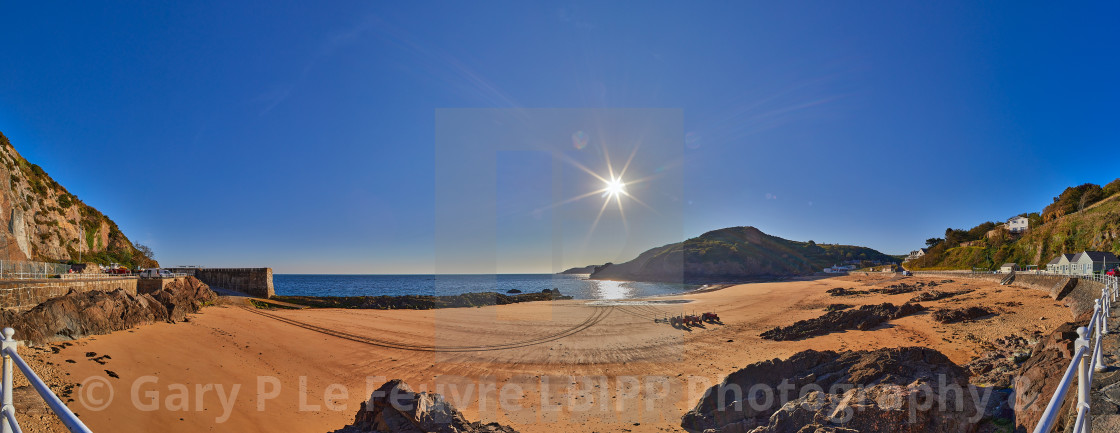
top-left (0, 131), bottom-right (156, 268)
top-left (590, 226), bottom-right (895, 283)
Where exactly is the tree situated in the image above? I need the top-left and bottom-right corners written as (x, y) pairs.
top-left (925, 238), bottom-right (944, 248)
top-left (135, 244), bottom-right (155, 260)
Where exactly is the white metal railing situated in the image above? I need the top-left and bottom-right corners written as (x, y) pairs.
top-left (1033, 274), bottom-right (1119, 433)
top-left (0, 328), bottom-right (92, 433)
top-left (0, 261), bottom-right (70, 280)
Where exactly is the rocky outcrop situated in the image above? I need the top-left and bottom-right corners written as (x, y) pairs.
top-left (681, 347), bottom-right (985, 433)
top-left (273, 289), bottom-right (571, 310)
top-left (932, 306), bottom-right (994, 324)
top-left (0, 131), bottom-right (155, 267)
top-left (909, 289), bottom-right (972, 303)
top-left (333, 380), bottom-right (517, 433)
top-left (0, 276), bottom-right (215, 343)
top-left (760, 303), bottom-right (926, 341)
top-left (964, 335), bottom-right (1032, 388)
top-left (1013, 323), bottom-right (1083, 433)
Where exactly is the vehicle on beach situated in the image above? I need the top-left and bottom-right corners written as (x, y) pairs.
top-left (902, 270), bottom-right (913, 276)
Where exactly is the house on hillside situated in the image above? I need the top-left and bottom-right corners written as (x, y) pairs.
top-left (1070, 251), bottom-right (1120, 276)
top-left (905, 248), bottom-right (928, 262)
top-left (1007, 216), bottom-right (1029, 234)
top-left (1000, 263), bottom-right (1018, 273)
top-left (822, 265), bottom-right (848, 274)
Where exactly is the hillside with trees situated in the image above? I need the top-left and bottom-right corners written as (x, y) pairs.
top-left (588, 226), bottom-right (897, 283)
top-left (907, 179), bottom-right (1120, 270)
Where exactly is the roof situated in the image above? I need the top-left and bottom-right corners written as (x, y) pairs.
top-left (1001, 263), bottom-right (1016, 267)
top-left (1047, 256), bottom-right (1063, 265)
top-left (1073, 251), bottom-right (1120, 263)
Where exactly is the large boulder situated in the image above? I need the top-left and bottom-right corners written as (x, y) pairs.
top-left (1013, 323), bottom-right (1082, 433)
top-left (333, 380), bottom-right (517, 433)
top-left (681, 347), bottom-right (984, 433)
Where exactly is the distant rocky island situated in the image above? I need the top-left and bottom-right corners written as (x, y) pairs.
top-left (557, 264), bottom-right (611, 274)
top-left (569, 226), bottom-right (895, 284)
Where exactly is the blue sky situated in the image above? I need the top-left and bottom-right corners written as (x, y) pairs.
top-left (1, 2), bottom-right (1117, 273)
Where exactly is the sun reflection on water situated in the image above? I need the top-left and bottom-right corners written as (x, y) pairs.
top-left (591, 280), bottom-right (632, 300)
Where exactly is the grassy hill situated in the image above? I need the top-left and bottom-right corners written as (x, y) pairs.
top-left (908, 179), bottom-right (1120, 271)
top-left (589, 226), bottom-right (896, 283)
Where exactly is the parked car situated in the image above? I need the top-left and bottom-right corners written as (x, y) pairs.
top-left (139, 268), bottom-right (169, 278)
top-left (901, 270), bottom-right (913, 276)
top-left (1108, 268), bottom-right (1118, 277)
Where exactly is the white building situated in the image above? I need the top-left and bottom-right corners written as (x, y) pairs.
top-left (1000, 263), bottom-right (1018, 273)
top-left (1007, 216), bottom-right (1029, 234)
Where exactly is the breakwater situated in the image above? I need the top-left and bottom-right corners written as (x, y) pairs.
top-left (166, 267), bottom-right (274, 298)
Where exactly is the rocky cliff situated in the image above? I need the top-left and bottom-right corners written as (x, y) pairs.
top-left (0, 131), bottom-right (155, 267)
top-left (589, 226), bottom-right (896, 283)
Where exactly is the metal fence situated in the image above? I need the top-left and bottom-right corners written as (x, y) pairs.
top-left (1033, 274), bottom-right (1118, 433)
top-left (1, 328), bottom-right (92, 433)
top-left (0, 261), bottom-right (70, 280)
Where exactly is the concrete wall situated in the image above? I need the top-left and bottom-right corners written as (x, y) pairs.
top-left (913, 271), bottom-right (1104, 319)
top-left (0, 277), bottom-right (138, 310)
top-left (182, 268), bottom-right (274, 298)
top-left (137, 276), bottom-right (189, 294)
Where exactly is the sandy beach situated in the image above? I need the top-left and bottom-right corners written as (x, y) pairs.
top-left (39, 274), bottom-right (1069, 433)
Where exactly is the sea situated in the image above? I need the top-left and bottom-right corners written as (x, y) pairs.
top-left (273, 274), bottom-right (698, 300)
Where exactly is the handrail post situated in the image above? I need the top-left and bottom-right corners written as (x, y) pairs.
top-left (1076, 326), bottom-right (1092, 433)
top-left (1102, 292), bottom-right (1110, 336)
top-left (1, 328), bottom-right (15, 433)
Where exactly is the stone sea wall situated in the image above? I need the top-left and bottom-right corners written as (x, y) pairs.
top-left (168, 268), bottom-right (274, 298)
top-left (0, 277), bottom-right (138, 310)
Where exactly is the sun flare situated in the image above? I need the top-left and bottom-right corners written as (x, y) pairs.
top-left (604, 177), bottom-right (626, 197)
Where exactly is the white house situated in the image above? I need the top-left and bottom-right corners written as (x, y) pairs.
top-left (823, 265), bottom-right (849, 274)
top-left (905, 248), bottom-right (928, 262)
top-left (1046, 251), bottom-right (1119, 275)
top-left (1000, 263), bottom-right (1018, 273)
top-left (1007, 216), bottom-right (1029, 234)
top-left (1070, 251), bottom-right (1120, 276)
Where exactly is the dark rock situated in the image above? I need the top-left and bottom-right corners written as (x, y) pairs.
top-left (332, 379), bottom-right (518, 433)
top-left (823, 304), bottom-right (852, 312)
top-left (760, 303), bottom-right (926, 341)
top-left (681, 347), bottom-right (983, 433)
top-left (506, 289), bottom-right (522, 294)
top-left (909, 289), bottom-right (972, 303)
top-left (1014, 323), bottom-right (1083, 433)
top-left (932, 307), bottom-right (994, 324)
top-left (273, 290), bottom-right (571, 310)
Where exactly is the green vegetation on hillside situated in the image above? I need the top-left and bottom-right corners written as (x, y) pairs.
top-left (591, 226), bottom-right (897, 283)
top-left (909, 179), bottom-right (1120, 271)
top-left (1, 129), bottom-right (157, 268)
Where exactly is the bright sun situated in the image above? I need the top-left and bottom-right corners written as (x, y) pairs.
top-left (604, 178), bottom-right (626, 197)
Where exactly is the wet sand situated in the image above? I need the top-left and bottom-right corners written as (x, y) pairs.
top-left (43, 274), bottom-right (1068, 433)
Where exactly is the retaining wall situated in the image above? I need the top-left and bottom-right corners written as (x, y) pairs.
top-left (914, 271), bottom-right (1102, 319)
top-left (0, 277), bottom-right (138, 310)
